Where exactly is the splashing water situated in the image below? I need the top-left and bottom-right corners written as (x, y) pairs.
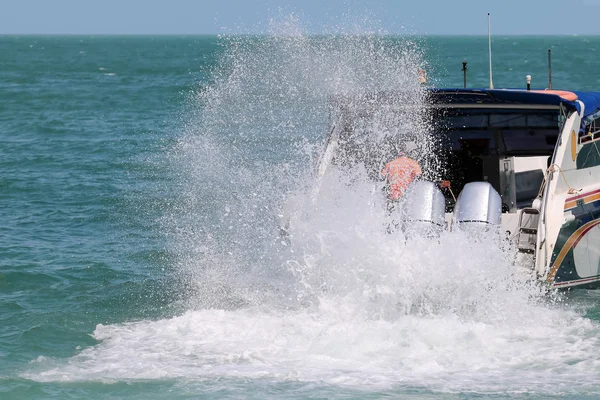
top-left (167, 15), bottom-right (430, 311)
top-left (25, 17), bottom-right (600, 396)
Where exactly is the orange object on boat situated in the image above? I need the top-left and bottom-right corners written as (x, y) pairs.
top-left (531, 90), bottom-right (578, 102)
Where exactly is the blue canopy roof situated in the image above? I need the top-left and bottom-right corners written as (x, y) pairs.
top-left (573, 91), bottom-right (600, 125)
top-left (428, 88), bottom-right (600, 127)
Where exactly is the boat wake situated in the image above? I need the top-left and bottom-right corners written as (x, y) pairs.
top-left (24, 16), bottom-right (600, 396)
top-left (25, 295), bottom-right (600, 395)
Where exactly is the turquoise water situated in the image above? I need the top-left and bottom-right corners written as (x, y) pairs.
top-left (1, 32), bottom-right (600, 399)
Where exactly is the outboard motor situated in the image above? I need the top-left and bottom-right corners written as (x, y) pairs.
top-left (452, 182), bottom-right (502, 231)
top-left (399, 181), bottom-right (446, 237)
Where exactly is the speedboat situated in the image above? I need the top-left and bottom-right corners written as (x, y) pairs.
top-left (283, 87), bottom-right (600, 290)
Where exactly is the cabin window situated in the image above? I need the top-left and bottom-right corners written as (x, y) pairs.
top-left (489, 114), bottom-right (527, 128)
top-left (489, 113), bottom-right (558, 129)
top-left (576, 142), bottom-right (600, 169)
top-left (577, 114), bottom-right (600, 169)
top-left (435, 109), bottom-right (561, 155)
top-left (445, 131), bottom-right (496, 152)
top-left (502, 130), bottom-right (559, 153)
top-left (444, 115), bottom-right (488, 129)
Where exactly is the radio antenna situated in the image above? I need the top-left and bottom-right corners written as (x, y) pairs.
top-left (548, 49), bottom-right (553, 89)
top-left (488, 13), bottom-right (494, 89)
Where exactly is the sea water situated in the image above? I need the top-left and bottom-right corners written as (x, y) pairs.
top-left (2, 21), bottom-right (600, 399)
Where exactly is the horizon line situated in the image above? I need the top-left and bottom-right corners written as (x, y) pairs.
top-left (0, 32), bottom-right (597, 37)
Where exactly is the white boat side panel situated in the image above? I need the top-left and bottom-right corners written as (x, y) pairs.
top-left (536, 108), bottom-right (582, 278)
top-left (513, 156), bottom-right (549, 175)
top-left (501, 213), bottom-right (520, 236)
top-left (562, 165), bottom-right (600, 196)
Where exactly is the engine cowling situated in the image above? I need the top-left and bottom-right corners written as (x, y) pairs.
top-left (452, 181), bottom-right (502, 230)
top-left (399, 180), bottom-right (446, 236)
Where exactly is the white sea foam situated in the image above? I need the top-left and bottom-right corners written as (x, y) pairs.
top-left (26, 295), bottom-right (600, 394)
top-left (25, 15), bottom-right (600, 396)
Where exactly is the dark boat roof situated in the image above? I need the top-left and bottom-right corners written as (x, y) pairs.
top-left (428, 88), bottom-right (600, 125)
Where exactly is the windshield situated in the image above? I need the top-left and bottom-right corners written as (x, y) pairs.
top-left (432, 108), bottom-right (562, 156)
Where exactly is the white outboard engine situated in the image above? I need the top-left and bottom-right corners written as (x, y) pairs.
top-left (399, 181), bottom-right (446, 236)
top-left (452, 181), bottom-right (502, 231)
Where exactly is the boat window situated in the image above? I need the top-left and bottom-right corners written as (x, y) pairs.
top-left (576, 107), bottom-right (600, 166)
top-left (435, 109), bottom-right (560, 155)
top-left (446, 131), bottom-right (496, 152)
top-left (503, 130), bottom-right (558, 153)
top-left (527, 113), bottom-right (561, 128)
top-left (489, 114), bottom-right (527, 128)
top-left (444, 115), bottom-right (488, 129)
top-left (576, 141), bottom-right (600, 169)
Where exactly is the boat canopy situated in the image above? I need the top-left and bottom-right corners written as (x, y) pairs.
top-left (574, 91), bottom-right (600, 126)
top-left (428, 88), bottom-right (600, 129)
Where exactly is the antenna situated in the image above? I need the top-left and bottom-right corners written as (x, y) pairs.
top-left (488, 13), bottom-right (494, 89)
top-left (548, 49), bottom-right (553, 89)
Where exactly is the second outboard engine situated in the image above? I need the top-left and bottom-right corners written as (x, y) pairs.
top-left (452, 181), bottom-right (502, 231)
top-left (399, 181), bottom-right (446, 237)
